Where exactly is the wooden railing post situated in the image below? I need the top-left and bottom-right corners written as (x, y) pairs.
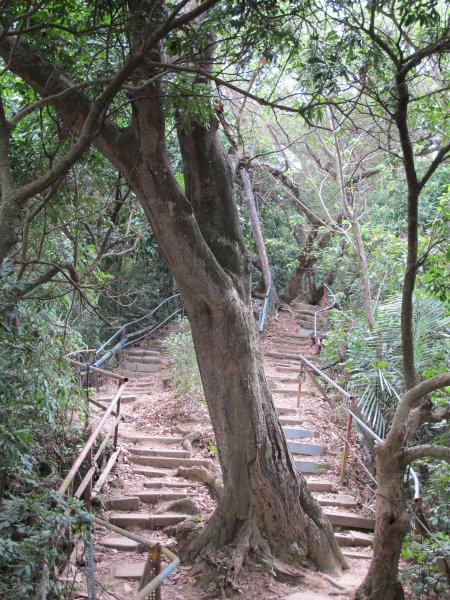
top-left (340, 395), bottom-right (356, 485)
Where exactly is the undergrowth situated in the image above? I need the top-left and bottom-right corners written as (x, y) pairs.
top-left (0, 303), bottom-right (87, 598)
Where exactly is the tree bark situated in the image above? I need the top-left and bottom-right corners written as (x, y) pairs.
top-left (354, 443), bottom-right (408, 600)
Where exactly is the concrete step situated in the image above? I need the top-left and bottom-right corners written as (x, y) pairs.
top-left (127, 349), bottom-right (161, 357)
top-left (295, 460), bottom-right (331, 474)
top-left (130, 455), bottom-right (211, 469)
top-left (268, 375), bottom-right (301, 384)
top-left (143, 479), bottom-right (199, 489)
top-left (335, 531), bottom-right (374, 547)
top-left (298, 328), bottom-right (314, 337)
top-left (287, 441), bottom-right (325, 456)
top-left (115, 562), bottom-right (145, 580)
top-left (325, 511), bottom-right (376, 531)
top-left (122, 434), bottom-right (184, 445)
top-left (275, 366), bottom-right (308, 374)
top-left (123, 361), bottom-right (161, 373)
top-left (275, 405), bottom-right (297, 415)
top-left (272, 388), bottom-right (313, 396)
top-left (130, 447), bottom-right (191, 459)
top-left (280, 333), bottom-right (313, 341)
top-left (282, 427), bottom-right (313, 439)
top-left (105, 496), bottom-right (140, 511)
top-left (128, 491), bottom-right (191, 504)
top-left (133, 467), bottom-right (171, 478)
top-left (305, 479), bottom-right (335, 492)
top-left (126, 355), bottom-right (161, 365)
top-left (96, 394), bottom-right (137, 405)
top-left (267, 352), bottom-right (303, 361)
top-left (279, 416), bottom-right (307, 426)
top-left (119, 370), bottom-right (153, 379)
top-left (108, 512), bottom-right (187, 529)
top-left (315, 495), bottom-right (358, 509)
top-left (101, 537), bottom-right (141, 551)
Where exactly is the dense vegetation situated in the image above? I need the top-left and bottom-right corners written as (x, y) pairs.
top-left (0, 1), bottom-right (448, 598)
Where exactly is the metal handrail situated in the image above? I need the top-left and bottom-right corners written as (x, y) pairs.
top-left (296, 351), bottom-right (420, 500)
top-left (94, 294), bottom-right (181, 367)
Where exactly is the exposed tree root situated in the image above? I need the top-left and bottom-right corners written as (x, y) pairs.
top-left (155, 497), bottom-right (200, 515)
top-left (182, 430), bottom-right (202, 452)
top-left (176, 465), bottom-right (223, 497)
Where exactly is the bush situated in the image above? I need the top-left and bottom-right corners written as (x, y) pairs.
top-left (0, 302), bottom-right (86, 598)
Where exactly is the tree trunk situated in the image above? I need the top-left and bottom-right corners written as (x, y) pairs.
top-left (284, 255), bottom-right (317, 304)
top-left (355, 443), bottom-right (409, 600)
top-left (240, 167), bottom-right (272, 293)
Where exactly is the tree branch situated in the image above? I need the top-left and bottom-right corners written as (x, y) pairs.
top-left (405, 444), bottom-right (450, 465)
top-left (388, 373), bottom-right (450, 444)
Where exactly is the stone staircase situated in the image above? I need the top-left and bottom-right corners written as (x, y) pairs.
top-left (88, 305), bottom-right (374, 596)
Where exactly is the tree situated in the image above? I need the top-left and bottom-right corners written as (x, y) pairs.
top-left (305, 1), bottom-right (450, 597)
top-left (0, 0), bottom-right (345, 582)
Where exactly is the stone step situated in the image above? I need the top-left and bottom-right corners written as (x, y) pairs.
top-left (267, 352), bottom-right (303, 361)
top-left (287, 441), bottom-right (325, 456)
top-left (305, 479), bottom-right (335, 492)
top-left (119, 370), bottom-right (153, 379)
top-left (130, 455), bottom-right (211, 469)
top-left (275, 405), bottom-right (297, 415)
top-left (96, 394), bottom-right (137, 405)
top-left (275, 366), bottom-right (307, 373)
top-left (335, 531), bottom-right (374, 547)
top-left (298, 328), bottom-right (314, 337)
top-left (279, 416), bottom-right (306, 426)
top-left (282, 427), bottom-right (313, 439)
top-left (295, 460), bottom-right (331, 474)
top-left (130, 447), bottom-right (191, 459)
top-left (115, 562), bottom-right (145, 580)
top-left (133, 467), bottom-right (171, 478)
top-left (272, 388), bottom-right (313, 396)
top-left (325, 511), bottom-right (376, 531)
top-left (108, 512), bottom-right (187, 529)
top-left (128, 491), bottom-right (190, 504)
top-left (143, 479), bottom-right (199, 489)
top-left (268, 375), bottom-right (301, 384)
top-left (101, 537), bottom-right (141, 551)
top-left (342, 550), bottom-right (372, 560)
top-left (315, 495), bottom-right (358, 509)
top-left (126, 355), bottom-right (161, 365)
top-left (105, 496), bottom-right (140, 511)
top-left (122, 434), bottom-right (184, 445)
top-left (280, 333), bottom-right (313, 341)
top-left (127, 348), bottom-right (161, 357)
top-left (123, 361), bottom-right (161, 373)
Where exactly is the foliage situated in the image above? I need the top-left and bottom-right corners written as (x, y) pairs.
top-left (0, 299), bottom-right (86, 598)
top-left (322, 293), bottom-right (450, 437)
top-left (401, 532), bottom-right (450, 599)
top-left (0, 488), bottom-right (87, 600)
top-left (165, 319), bottom-right (204, 405)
